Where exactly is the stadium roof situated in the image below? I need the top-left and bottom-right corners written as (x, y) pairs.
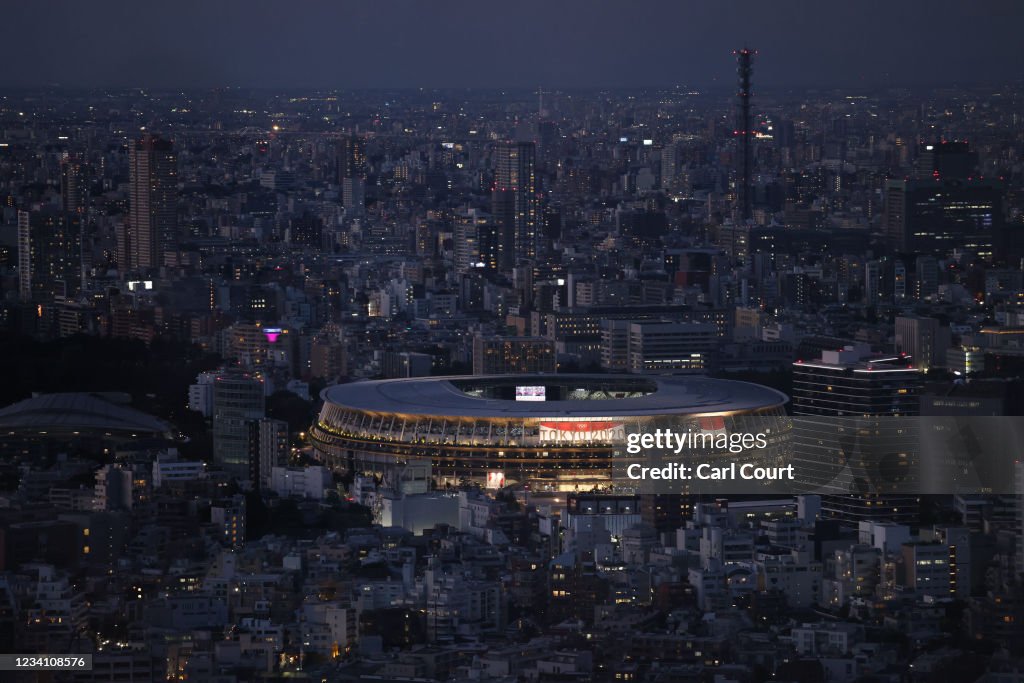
top-left (0, 392), bottom-right (173, 436)
top-left (321, 374), bottom-right (787, 418)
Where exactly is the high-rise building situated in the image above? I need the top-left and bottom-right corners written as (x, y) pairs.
top-left (792, 347), bottom-right (922, 417)
top-left (453, 208), bottom-right (489, 274)
top-left (16, 210), bottom-right (30, 302)
top-left (734, 47), bottom-right (755, 221)
top-left (309, 336), bottom-right (347, 382)
top-left (914, 255), bottom-right (939, 300)
top-left (792, 347), bottom-right (923, 527)
top-left (124, 134), bottom-right (177, 272)
top-left (884, 178), bottom-right (1004, 259)
top-left (341, 177), bottom-right (366, 216)
top-left (60, 154), bottom-right (86, 214)
top-left (864, 260), bottom-right (883, 305)
top-left (1016, 462), bottom-right (1024, 580)
top-left (212, 371), bottom-right (265, 480)
top-left (660, 143), bottom-right (679, 193)
top-left (337, 135), bottom-right (367, 214)
top-left (895, 316), bottom-right (950, 372)
top-left (623, 321), bottom-right (718, 374)
top-left (916, 140), bottom-right (975, 180)
top-left (491, 141), bottom-right (537, 268)
top-left (249, 417), bottom-right (288, 491)
top-left (17, 209), bottom-right (82, 302)
top-left (337, 134), bottom-right (366, 182)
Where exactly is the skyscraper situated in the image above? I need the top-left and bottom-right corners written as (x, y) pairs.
top-left (895, 316), bottom-right (950, 372)
top-left (734, 48), bottom-right (755, 221)
top-left (125, 134), bottom-right (178, 272)
top-left (337, 135), bottom-right (367, 214)
top-left (453, 208), bottom-right (489, 274)
top-left (884, 177), bottom-right (1004, 259)
top-left (17, 210), bottom-right (30, 302)
top-left (660, 142), bottom-right (679, 193)
top-left (337, 134), bottom-right (366, 181)
top-left (792, 347), bottom-right (923, 526)
top-left (212, 371), bottom-right (265, 481)
top-left (250, 417), bottom-right (289, 490)
top-left (916, 140), bottom-right (975, 180)
top-left (17, 209), bottom-right (83, 303)
top-left (60, 154), bottom-right (86, 215)
top-left (491, 141), bottom-right (538, 268)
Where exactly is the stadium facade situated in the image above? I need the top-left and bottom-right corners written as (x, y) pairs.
top-left (310, 375), bottom-right (789, 491)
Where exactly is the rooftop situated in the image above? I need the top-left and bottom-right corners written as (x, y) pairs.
top-left (321, 374), bottom-right (787, 418)
top-left (0, 392), bottom-right (173, 437)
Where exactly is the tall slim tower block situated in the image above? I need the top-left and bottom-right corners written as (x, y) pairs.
top-left (734, 48), bottom-right (755, 221)
top-left (491, 141), bottom-right (538, 269)
top-left (125, 134), bottom-right (177, 273)
top-left (338, 134), bottom-right (367, 215)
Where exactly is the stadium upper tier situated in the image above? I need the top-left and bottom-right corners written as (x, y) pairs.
top-left (317, 374), bottom-right (786, 419)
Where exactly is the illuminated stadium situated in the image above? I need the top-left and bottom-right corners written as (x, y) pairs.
top-left (310, 375), bottom-right (790, 490)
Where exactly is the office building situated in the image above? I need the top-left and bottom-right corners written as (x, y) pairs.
top-left (269, 466), bottom-right (330, 500)
top-left (472, 336), bottom-right (556, 375)
top-left (792, 347), bottom-right (923, 526)
top-left (250, 417), bottom-right (289, 490)
top-left (916, 140), bottom-right (975, 180)
top-left (124, 134), bottom-right (178, 272)
top-left (623, 321), bottom-right (718, 374)
top-left (895, 316), bottom-right (950, 372)
top-left (884, 178), bottom-right (1004, 259)
top-left (212, 372), bottom-right (265, 481)
top-left (382, 351), bottom-right (434, 378)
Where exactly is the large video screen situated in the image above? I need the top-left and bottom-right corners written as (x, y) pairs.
top-left (515, 385), bottom-right (546, 402)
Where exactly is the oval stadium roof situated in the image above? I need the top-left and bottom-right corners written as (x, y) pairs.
top-left (0, 392), bottom-right (173, 436)
top-left (321, 374), bottom-right (787, 418)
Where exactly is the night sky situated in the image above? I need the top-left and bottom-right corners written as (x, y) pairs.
top-left (3, 0), bottom-right (1023, 89)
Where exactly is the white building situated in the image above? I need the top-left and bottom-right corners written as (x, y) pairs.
top-left (791, 622), bottom-right (863, 656)
top-left (859, 521), bottom-right (911, 554)
top-left (187, 371), bottom-right (217, 416)
top-left (380, 493), bottom-right (460, 535)
top-left (153, 455), bottom-right (205, 489)
top-left (626, 321), bottom-right (717, 374)
top-left (270, 466), bottom-right (330, 500)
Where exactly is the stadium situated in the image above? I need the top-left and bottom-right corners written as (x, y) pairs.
top-left (310, 374), bottom-right (790, 491)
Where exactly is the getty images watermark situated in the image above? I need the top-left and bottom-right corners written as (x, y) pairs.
top-left (612, 416), bottom-right (1024, 496)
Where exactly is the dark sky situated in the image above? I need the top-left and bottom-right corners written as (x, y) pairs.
top-left (3, 0), bottom-right (1023, 89)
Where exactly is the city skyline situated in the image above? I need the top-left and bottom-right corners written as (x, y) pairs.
top-left (0, 6), bottom-right (1023, 680)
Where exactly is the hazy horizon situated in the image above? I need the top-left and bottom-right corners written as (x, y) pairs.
top-left (2, 0), bottom-right (1022, 90)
